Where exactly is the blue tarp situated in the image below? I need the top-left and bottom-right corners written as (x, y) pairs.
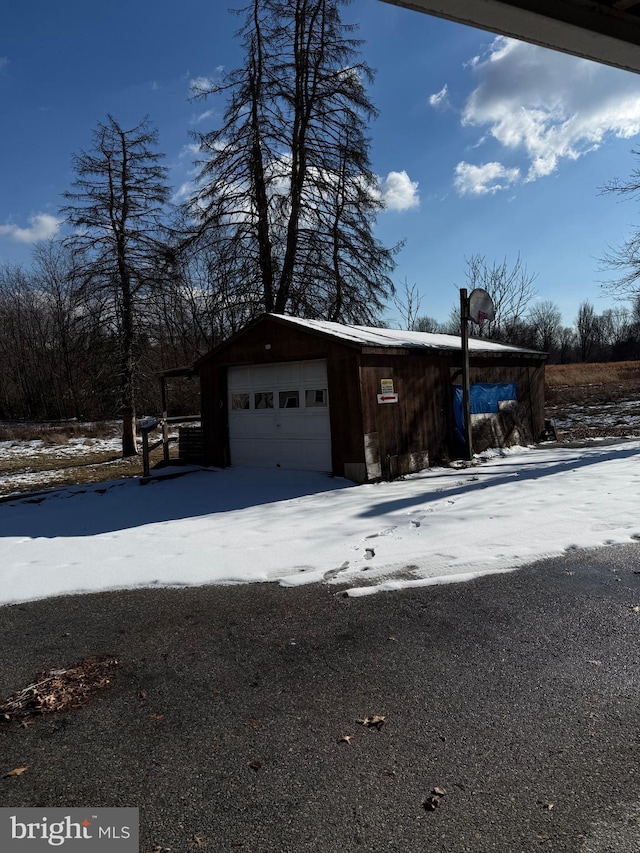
top-left (452, 382), bottom-right (518, 444)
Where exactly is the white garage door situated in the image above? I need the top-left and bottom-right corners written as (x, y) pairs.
top-left (228, 359), bottom-right (332, 471)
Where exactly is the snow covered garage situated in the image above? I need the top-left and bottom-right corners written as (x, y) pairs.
top-left (195, 314), bottom-right (546, 482)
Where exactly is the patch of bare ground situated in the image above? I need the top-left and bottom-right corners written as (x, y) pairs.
top-left (0, 421), bottom-right (182, 497)
top-left (546, 361), bottom-right (640, 442)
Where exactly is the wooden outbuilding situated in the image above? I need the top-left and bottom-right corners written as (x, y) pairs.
top-left (195, 313), bottom-right (546, 482)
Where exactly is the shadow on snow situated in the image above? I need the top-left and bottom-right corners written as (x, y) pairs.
top-left (0, 467), bottom-right (353, 539)
top-left (355, 443), bottom-right (640, 519)
top-left (0, 441), bottom-right (637, 539)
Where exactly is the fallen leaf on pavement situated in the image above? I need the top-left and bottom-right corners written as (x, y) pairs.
top-left (339, 735), bottom-right (353, 744)
top-left (147, 713), bottom-right (165, 721)
top-left (190, 833), bottom-right (207, 848)
top-left (424, 786), bottom-right (446, 810)
top-left (357, 715), bottom-right (386, 729)
top-left (423, 795), bottom-right (440, 811)
top-left (248, 760), bottom-right (262, 772)
top-left (3, 766), bottom-right (28, 778)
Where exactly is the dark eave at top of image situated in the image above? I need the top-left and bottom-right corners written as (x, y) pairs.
top-left (379, 0), bottom-right (640, 74)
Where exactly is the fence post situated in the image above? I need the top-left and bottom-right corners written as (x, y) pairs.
top-left (160, 376), bottom-right (170, 464)
top-left (142, 429), bottom-right (150, 478)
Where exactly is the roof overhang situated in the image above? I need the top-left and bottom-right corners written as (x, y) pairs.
top-left (158, 365), bottom-right (197, 379)
top-left (379, 0), bottom-right (640, 74)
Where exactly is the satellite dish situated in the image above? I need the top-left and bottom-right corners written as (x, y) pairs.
top-left (468, 288), bottom-right (495, 326)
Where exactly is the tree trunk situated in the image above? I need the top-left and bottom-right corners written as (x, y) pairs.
top-left (121, 404), bottom-right (138, 457)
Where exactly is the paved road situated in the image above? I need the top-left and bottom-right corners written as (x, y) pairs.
top-left (1, 545), bottom-right (640, 853)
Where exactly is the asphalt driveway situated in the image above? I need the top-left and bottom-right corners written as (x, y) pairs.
top-left (1, 545), bottom-right (640, 852)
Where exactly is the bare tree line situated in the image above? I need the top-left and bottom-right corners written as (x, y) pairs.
top-left (396, 256), bottom-right (640, 365)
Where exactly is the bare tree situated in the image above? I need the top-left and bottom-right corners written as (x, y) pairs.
top-left (393, 279), bottom-right (423, 330)
top-left (463, 254), bottom-right (538, 341)
top-left (600, 153), bottom-right (640, 299)
top-left (0, 263), bottom-right (53, 419)
top-left (62, 115), bottom-right (170, 456)
top-left (414, 315), bottom-right (445, 333)
top-left (599, 306), bottom-right (631, 353)
top-left (187, 0), bottom-right (396, 324)
top-left (527, 300), bottom-right (562, 354)
top-left (557, 326), bottom-right (577, 364)
top-left (575, 300), bottom-right (600, 362)
top-left (30, 240), bottom-right (92, 420)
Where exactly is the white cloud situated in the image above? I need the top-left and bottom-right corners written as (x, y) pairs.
top-left (454, 35), bottom-right (640, 191)
top-left (429, 84), bottom-right (449, 109)
top-left (179, 142), bottom-right (202, 160)
top-left (378, 170), bottom-right (420, 211)
top-left (0, 57), bottom-right (8, 72)
top-left (172, 181), bottom-right (196, 204)
top-left (191, 108), bottom-right (215, 126)
top-left (454, 161), bottom-right (520, 196)
top-left (190, 76), bottom-right (216, 96)
top-left (0, 213), bottom-right (62, 244)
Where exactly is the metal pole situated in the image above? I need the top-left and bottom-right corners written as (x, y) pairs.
top-left (460, 288), bottom-right (473, 461)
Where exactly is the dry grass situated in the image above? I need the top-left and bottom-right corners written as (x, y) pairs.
top-left (546, 361), bottom-right (640, 405)
top-left (546, 360), bottom-right (640, 387)
top-left (0, 421), bottom-right (119, 443)
top-left (545, 361), bottom-right (640, 442)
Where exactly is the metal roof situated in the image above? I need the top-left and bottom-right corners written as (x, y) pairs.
top-left (271, 314), bottom-right (545, 355)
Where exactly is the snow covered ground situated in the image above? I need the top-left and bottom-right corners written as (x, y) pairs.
top-left (2, 439), bottom-right (640, 608)
top-left (0, 435), bottom-right (122, 461)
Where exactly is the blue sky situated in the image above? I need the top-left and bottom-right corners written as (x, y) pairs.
top-left (2, 0), bottom-right (640, 328)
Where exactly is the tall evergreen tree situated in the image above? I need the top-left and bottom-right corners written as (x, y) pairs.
top-left (188, 0), bottom-right (396, 326)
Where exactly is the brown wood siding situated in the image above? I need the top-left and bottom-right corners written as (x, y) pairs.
top-left (358, 350), bottom-right (546, 472)
top-left (197, 316), bottom-right (366, 475)
top-left (359, 352), bottom-right (450, 478)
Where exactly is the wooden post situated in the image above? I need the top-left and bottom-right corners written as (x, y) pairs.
top-left (460, 288), bottom-right (473, 461)
top-left (142, 429), bottom-right (150, 478)
top-left (160, 376), bottom-right (169, 464)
